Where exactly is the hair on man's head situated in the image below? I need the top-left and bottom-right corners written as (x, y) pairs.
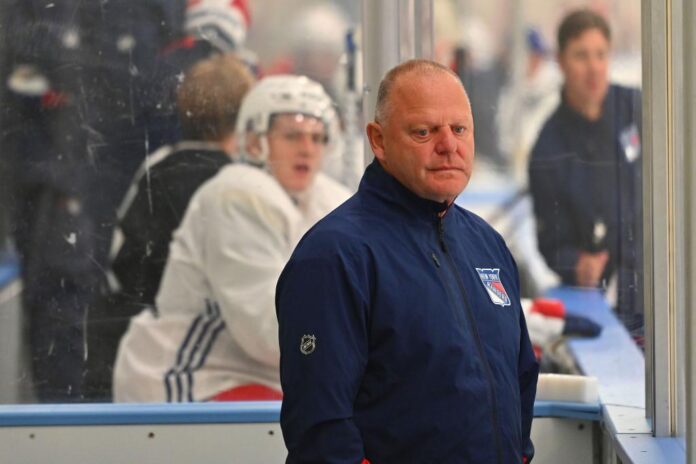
top-left (177, 54), bottom-right (255, 142)
top-left (374, 59), bottom-right (464, 124)
top-left (557, 9), bottom-right (611, 53)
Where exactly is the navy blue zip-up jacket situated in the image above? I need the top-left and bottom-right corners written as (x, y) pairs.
top-left (277, 161), bottom-right (539, 463)
top-left (528, 84), bottom-right (642, 326)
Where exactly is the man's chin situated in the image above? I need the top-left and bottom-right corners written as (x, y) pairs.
top-left (283, 177), bottom-right (315, 194)
top-left (587, 86), bottom-right (609, 104)
top-left (423, 186), bottom-right (466, 204)
top-left (428, 178), bottom-right (468, 197)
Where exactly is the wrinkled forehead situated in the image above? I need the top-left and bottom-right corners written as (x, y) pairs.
top-left (391, 73), bottom-right (472, 118)
top-left (269, 113), bottom-right (326, 132)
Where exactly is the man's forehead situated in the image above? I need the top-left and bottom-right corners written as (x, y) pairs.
top-left (563, 28), bottom-right (610, 50)
top-left (395, 69), bottom-right (463, 90)
top-left (393, 72), bottom-right (466, 101)
top-left (400, 108), bottom-right (472, 127)
top-left (390, 74), bottom-right (470, 115)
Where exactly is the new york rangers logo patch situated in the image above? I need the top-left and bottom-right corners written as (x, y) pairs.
top-left (475, 268), bottom-right (511, 306)
top-left (619, 123), bottom-right (641, 163)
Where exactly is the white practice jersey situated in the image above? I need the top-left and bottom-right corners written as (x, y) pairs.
top-left (113, 164), bottom-right (351, 402)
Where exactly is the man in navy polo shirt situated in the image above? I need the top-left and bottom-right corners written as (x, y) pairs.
top-left (528, 9), bottom-right (643, 336)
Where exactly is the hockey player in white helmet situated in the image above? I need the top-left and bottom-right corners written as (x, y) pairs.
top-left (113, 75), bottom-right (351, 403)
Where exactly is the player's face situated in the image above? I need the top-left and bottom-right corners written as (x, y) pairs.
top-left (367, 71), bottom-right (475, 204)
top-left (559, 28), bottom-right (610, 108)
top-left (266, 114), bottom-right (327, 193)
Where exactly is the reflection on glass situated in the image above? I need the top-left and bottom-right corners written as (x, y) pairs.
top-left (0, 0), bottom-right (642, 406)
top-left (1, 0), bottom-right (187, 404)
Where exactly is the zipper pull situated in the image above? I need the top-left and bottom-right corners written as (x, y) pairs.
top-left (431, 252), bottom-right (440, 268)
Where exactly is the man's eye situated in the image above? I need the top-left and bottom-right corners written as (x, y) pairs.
top-left (311, 133), bottom-right (328, 145)
top-left (414, 129), bottom-right (429, 137)
top-left (279, 132), bottom-right (327, 145)
top-left (452, 126), bottom-right (466, 134)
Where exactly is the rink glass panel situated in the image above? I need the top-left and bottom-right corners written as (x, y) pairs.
top-left (0, 0), bottom-right (645, 413)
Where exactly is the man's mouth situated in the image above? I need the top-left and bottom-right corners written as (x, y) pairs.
top-left (294, 164), bottom-right (311, 174)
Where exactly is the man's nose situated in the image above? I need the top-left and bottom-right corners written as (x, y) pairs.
top-left (435, 127), bottom-right (457, 154)
top-left (297, 133), bottom-right (319, 156)
top-left (590, 56), bottom-right (605, 75)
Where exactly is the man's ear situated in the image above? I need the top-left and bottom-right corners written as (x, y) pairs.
top-left (366, 121), bottom-right (386, 163)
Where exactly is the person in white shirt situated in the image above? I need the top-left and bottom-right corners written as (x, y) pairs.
top-left (113, 75), bottom-right (351, 402)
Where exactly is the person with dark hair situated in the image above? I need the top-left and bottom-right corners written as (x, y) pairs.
top-left (528, 9), bottom-right (643, 336)
top-left (277, 59), bottom-right (538, 463)
top-left (83, 54), bottom-right (254, 400)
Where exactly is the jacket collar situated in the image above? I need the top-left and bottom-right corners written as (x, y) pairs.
top-left (359, 160), bottom-right (451, 223)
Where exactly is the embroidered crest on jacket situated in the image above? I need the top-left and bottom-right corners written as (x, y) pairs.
top-left (475, 268), bottom-right (511, 306)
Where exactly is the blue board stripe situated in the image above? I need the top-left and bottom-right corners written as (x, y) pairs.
top-left (0, 402), bottom-right (282, 426)
top-left (0, 400), bottom-right (599, 427)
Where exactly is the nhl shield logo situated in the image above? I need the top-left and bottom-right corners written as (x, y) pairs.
top-left (475, 268), bottom-right (511, 307)
top-left (300, 334), bottom-right (316, 355)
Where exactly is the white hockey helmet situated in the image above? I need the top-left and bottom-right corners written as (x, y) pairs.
top-left (235, 74), bottom-right (336, 164)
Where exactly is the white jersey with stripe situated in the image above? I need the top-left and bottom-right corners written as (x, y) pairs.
top-left (113, 164), bottom-right (351, 402)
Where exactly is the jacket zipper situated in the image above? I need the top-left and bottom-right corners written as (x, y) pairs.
top-left (437, 217), bottom-right (504, 464)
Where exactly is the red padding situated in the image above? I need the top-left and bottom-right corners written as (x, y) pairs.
top-left (211, 384), bottom-right (283, 401)
top-left (531, 298), bottom-right (566, 319)
top-left (160, 35), bottom-right (197, 55)
top-left (532, 345), bottom-right (543, 361)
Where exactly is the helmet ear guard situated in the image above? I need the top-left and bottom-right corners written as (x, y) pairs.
top-left (235, 75), bottom-right (336, 165)
top-left (239, 129), bottom-right (268, 167)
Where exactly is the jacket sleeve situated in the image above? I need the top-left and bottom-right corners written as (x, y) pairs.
top-left (202, 187), bottom-right (296, 368)
top-left (518, 305), bottom-right (540, 462)
top-left (528, 146), bottom-right (579, 285)
top-left (276, 237), bottom-right (369, 463)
